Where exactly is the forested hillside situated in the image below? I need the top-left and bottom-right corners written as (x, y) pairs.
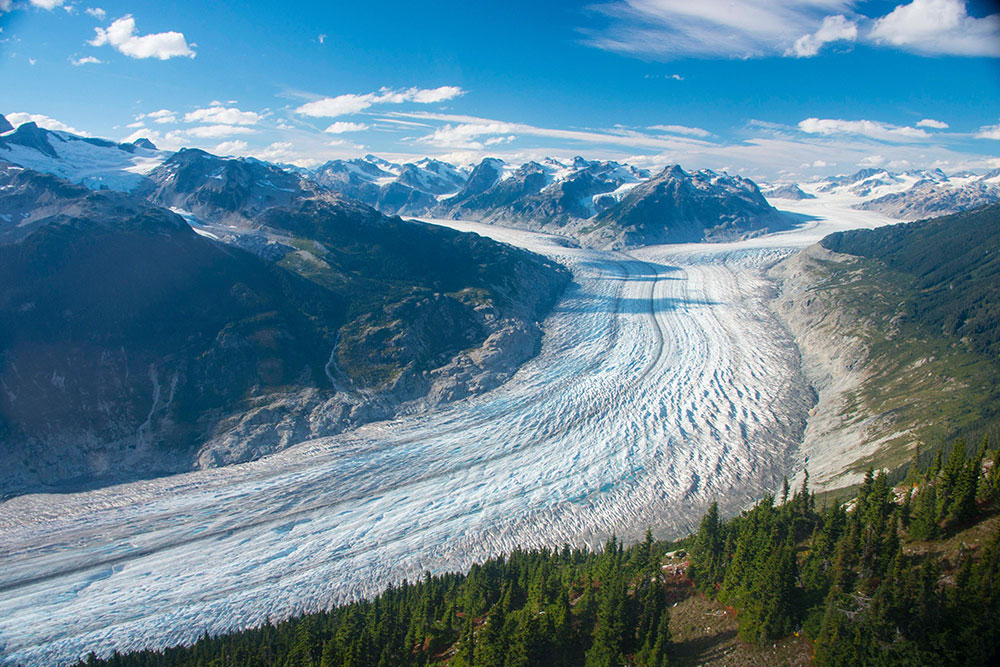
top-left (78, 435), bottom-right (1000, 666)
top-left (770, 203), bottom-right (1000, 487)
top-left (821, 202), bottom-right (1000, 359)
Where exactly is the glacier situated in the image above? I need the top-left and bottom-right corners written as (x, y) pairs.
top-left (0, 198), bottom-right (894, 665)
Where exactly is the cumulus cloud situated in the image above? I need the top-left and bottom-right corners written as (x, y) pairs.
top-left (89, 15), bottom-right (195, 60)
top-left (185, 125), bottom-right (255, 138)
top-left (184, 104), bottom-right (260, 125)
top-left (295, 86), bottom-right (465, 118)
top-left (29, 0), bottom-right (64, 9)
top-left (648, 124), bottom-right (711, 137)
top-left (252, 141), bottom-right (298, 162)
top-left (798, 117), bottom-right (930, 141)
top-left (916, 118), bottom-right (949, 129)
top-left (869, 0), bottom-right (1000, 57)
top-left (976, 121), bottom-right (1000, 140)
top-left (214, 140), bottom-right (248, 155)
top-left (324, 121), bottom-right (369, 134)
top-left (4, 111), bottom-right (86, 134)
top-left (71, 55), bottom-right (103, 65)
top-left (138, 109), bottom-right (178, 124)
top-left (85, 7), bottom-right (105, 18)
top-left (788, 14), bottom-right (857, 57)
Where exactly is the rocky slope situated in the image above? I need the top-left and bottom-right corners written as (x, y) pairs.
top-left (0, 163), bottom-right (569, 496)
top-left (768, 203), bottom-right (1000, 490)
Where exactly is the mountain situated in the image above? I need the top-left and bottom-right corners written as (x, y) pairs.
top-left (0, 117), bottom-right (164, 191)
top-left (310, 155), bottom-right (468, 216)
top-left (0, 164), bottom-right (568, 495)
top-left (136, 148), bottom-right (328, 225)
top-left (763, 183), bottom-right (815, 200)
top-left (854, 176), bottom-right (1000, 220)
top-left (590, 165), bottom-right (783, 246)
top-left (801, 167), bottom-right (1000, 220)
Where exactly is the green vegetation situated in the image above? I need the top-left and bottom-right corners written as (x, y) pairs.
top-left (805, 203), bottom-right (1000, 473)
top-left (690, 438), bottom-right (1000, 666)
top-left (79, 435), bottom-right (1000, 667)
top-left (79, 531), bottom-right (675, 667)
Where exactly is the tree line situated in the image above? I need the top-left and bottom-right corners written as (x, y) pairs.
top-left (77, 436), bottom-right (1000, 666)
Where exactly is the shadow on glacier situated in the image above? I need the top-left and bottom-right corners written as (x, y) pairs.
top-left (559, 292), bottom-right (718, 314)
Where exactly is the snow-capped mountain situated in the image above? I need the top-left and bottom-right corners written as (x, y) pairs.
top-left (437, 156), bottom-right (650, 226)
top-left (593, 164), bottom-right (783, 245)
top-left (0, 114), bottom-right (166, 191)
top-left (137, 148), bottom-right (327, 225)
top-left (767, 167), bottom-right (1000, 221)
top-left (762, 183), bottom-right (815, 200)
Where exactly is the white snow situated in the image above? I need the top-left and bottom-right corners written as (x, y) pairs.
top-left (0, 132), bottom-right (166, 192)
top-left (0, 198), bottom-right (897, 666)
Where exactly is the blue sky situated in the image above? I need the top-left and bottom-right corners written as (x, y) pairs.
top-left (1, 0), bottom-right (999, 179)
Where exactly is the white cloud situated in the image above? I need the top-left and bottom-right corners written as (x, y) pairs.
top-left (583, 0), bottom-right (855, 59)
top-left (86, 7), bottom-right (105, 19)
top-left (126, 121), bottom-right (144, 128)
top-left (916, 118), bottom-right (949, 129)
top-left (29, 0), bottom-right (64, 9)
top-left (402, 112), bottom-right (715, 153)
top-left (214, 140), bottom-right (248, 155)
top-left (788, 14), bottom-right (857, 57)
top-left (138, 108), bottom-right (178, 124)
top-left (318, 33), bottom-right (326, 44)
top-left (4, 111), bottom-right (86, 134)
top-left (584, 0), bottom-right (1000, 60)
top-left (185, 125), bottom-right (255, 138)
top-left (71, 55), bottom-right (103, 66)
top-left (295, 86), bottom-right (465, 118)
top-left (648, 124), bottom-right (711, 137)
top-left (976, 121), bottom-right (1000, 140)
top-left (859, 154), bottom-right (885, 166)
top-left (798, 117), bottom-right (930, 141)
top-left (251, 141), bottom-right (297, 162)
top-left (324, 121), bottom-right (369, 134)
top-left (89, 15), bottom-right (195, 60)
top-left (184, 104), bottom-right (260, 125)
top-left (869, 0), bottom-right (1000, 57)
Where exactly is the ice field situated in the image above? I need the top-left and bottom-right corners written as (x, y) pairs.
top-left (0, 199), bottom-right (894, 665)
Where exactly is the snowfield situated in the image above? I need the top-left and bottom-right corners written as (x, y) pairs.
top-left (0, 202), bottom-right (894, 665)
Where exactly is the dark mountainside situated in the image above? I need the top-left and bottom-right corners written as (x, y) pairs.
top-left (0, 163), bottom-right (569, 496)
top-left (821, 203), bottom-right (1000, 360)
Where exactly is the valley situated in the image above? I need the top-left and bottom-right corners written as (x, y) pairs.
top-left (0, 201), bottom-right (896, 665)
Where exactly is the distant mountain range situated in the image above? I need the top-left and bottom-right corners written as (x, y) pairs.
top-left (767, 166), bottom-right (1000, 220)
top-left (0, 114), bottom-right (786, 248)
top-left (4, 113), bottom-right (998, 243)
